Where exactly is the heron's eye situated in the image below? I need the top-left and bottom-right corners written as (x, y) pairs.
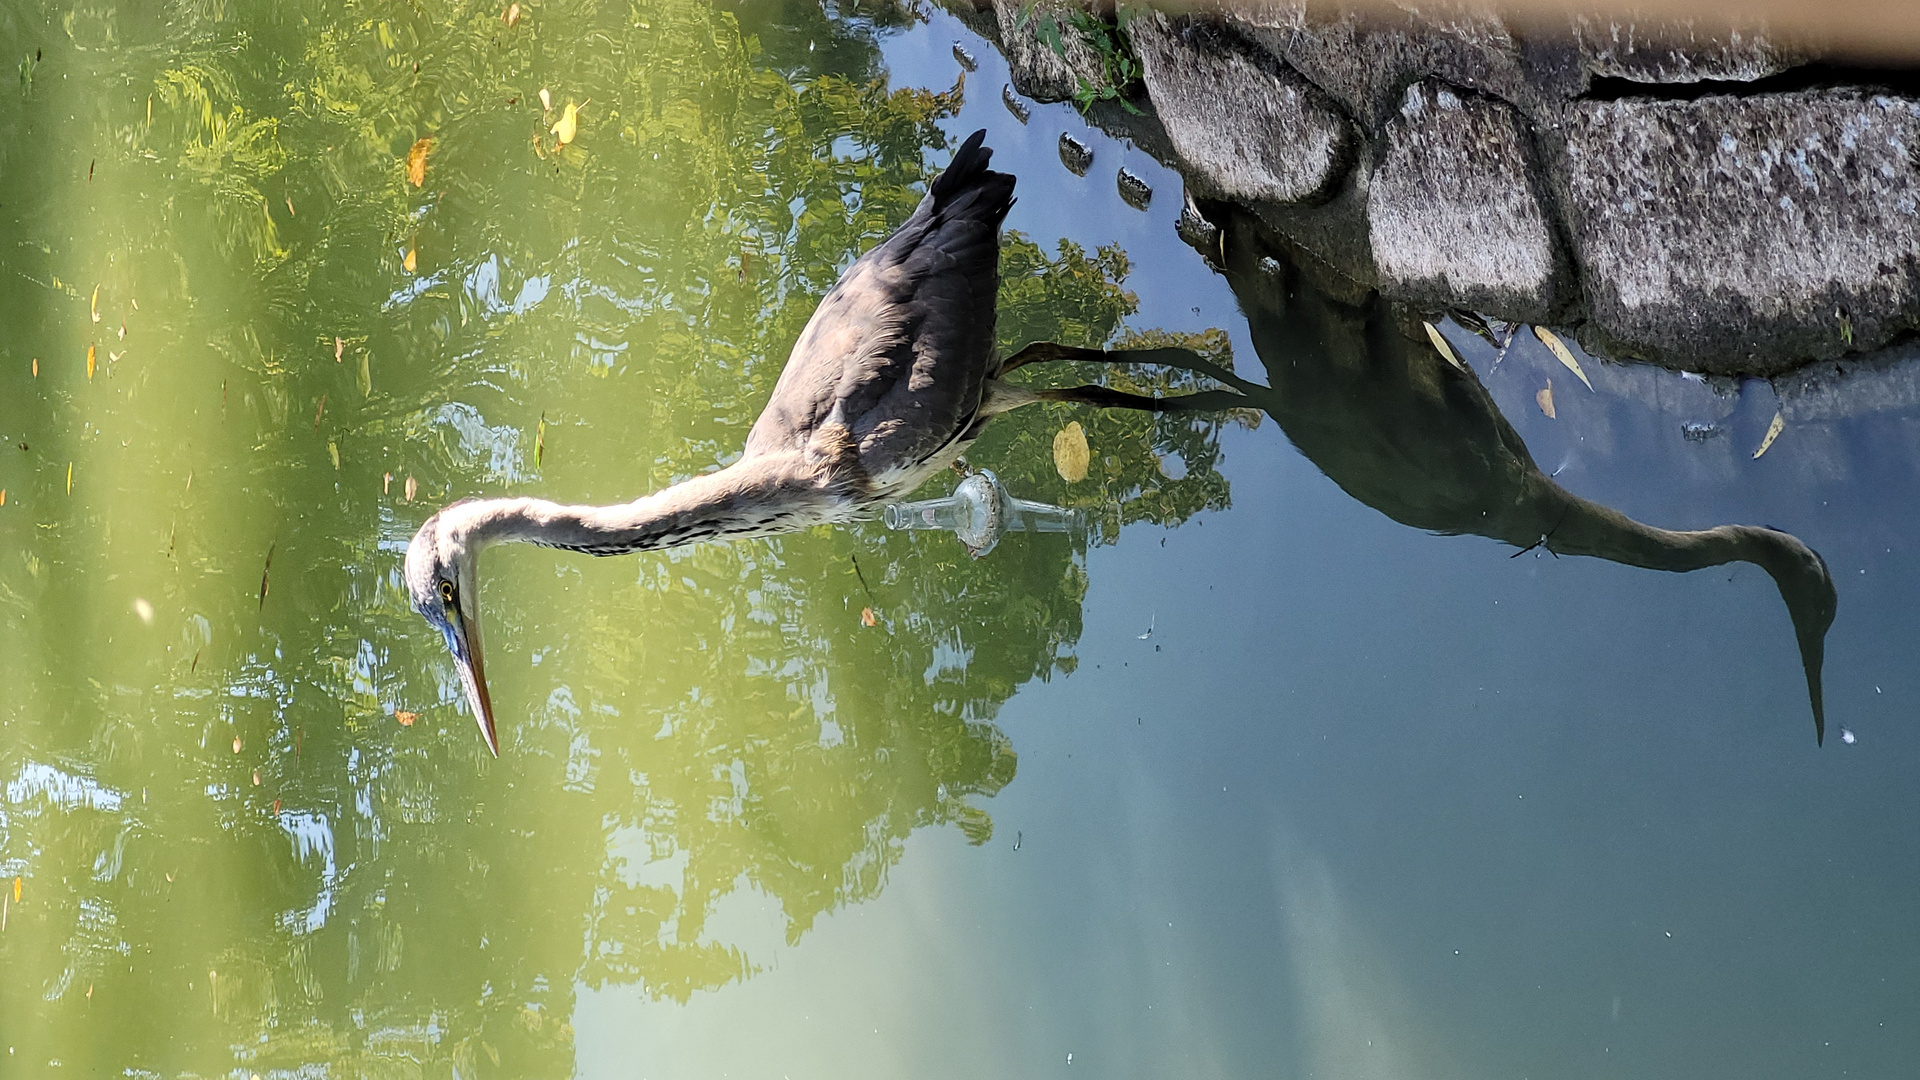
top-left (440, 580), bottom-right (455, 604)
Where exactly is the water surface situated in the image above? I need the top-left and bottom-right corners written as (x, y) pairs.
top-left (2, 3), bottom-right (1917, 1077)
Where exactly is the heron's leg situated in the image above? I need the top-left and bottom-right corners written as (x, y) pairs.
top-left (1033, 385), bottom-right (1254, 414)
top-left (998, 342), bottom-right (1264, 396)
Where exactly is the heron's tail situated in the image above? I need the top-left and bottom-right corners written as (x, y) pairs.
top-left (930, 129), bottom-right (1015, 225)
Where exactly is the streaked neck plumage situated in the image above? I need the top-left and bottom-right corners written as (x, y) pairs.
top-left (440, 453), bottom-right (850, 558)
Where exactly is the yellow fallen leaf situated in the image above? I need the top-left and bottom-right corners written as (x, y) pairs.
top-left (405, 475), bottom-right (418, 502)
top-left (31, 358), bottom-right (37, 377)
top-left (551, 101), bottom-right (581, 146)
top-left (328, 441), bottom-right (340, 470)
top-left (1532, 326), bottom-right (1593, 391)
top-left (1753, 410), bottom-right (1786, 459)
top-left (403, 247), bottom-right (417, 273)
top-left (0, 490), bottom-right (6, 506)
top-left (12, 876), bottom-right (18, 902)
top-left (90, 284), bottom-right (100, 322)
top-left (538, 87), bottom-right (552, 112)
top-left (860, 607), bottom-right (877, 627)
top-left (395, 710), bottom-right (417, 727)
top-left (87, 343), bottom-right (96, 379)
top-left (1424, 321), bottom-right (1464, 371)
top-left (66, 462), bottom-right (72, 493)
top-left (1053, 421), bottom-right (1089, 482)
top-left (1536, 379), bottom-right (1556, 419)
top-left (406, 136), bottom-right (434, 187)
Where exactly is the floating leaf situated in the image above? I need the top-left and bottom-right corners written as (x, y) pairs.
top-left (860, 607), bottom-right (877, 627)
top-left (403, 247), bottom-right (417, 273)
top-left (405, 475), bottom-right (418, 502)
top-left (1424, 321), bottom-right (1464, 371)
top-left (358, 351), bottom-right (372, 397)
top-left (1752, 410), bottom-right (1786, 459)
top-left (1536, 379), bottom-right (1556, 419)
top-left (251, 770), bottom-right (261, 786)
top-left (258, 542), bottom-right (274, 610)
top-left (551, 101), bottom-right (582, 146)
top-left (232, 735), bottom-right (242, 754)
top-left (334, 336), bottom-right (344, 362)
top-left (534, 412), bottom-right (547, 467)
top-left (0, 490), bottom-right (6, 506)
top-left (133, 597), bottom-right (153, 625)
top-left (538, 87), bottom-right (552, 112)
top-left (1532, 326), bottom-right (1593, 391)
top-left (31, 358), bottom-right (37, 377)
top-left (395, 710), bottom-right (417, 727)
top-left (313, 394), bottom-right (326, 432)
top-left (66, 462), bottom-right (72, 493)
top-left (504, 3), bottom-right (522, 27)
top-left (328, 441), bottom-right (340, 470)
top-left (383, 471), bottom-right (392, 494)
top-left (87, 343), bottom-right (95, 379)
top-left (90, 284), bottom-right (99, 322)
top-left (11, 876), bottom-right (18, 902)
top-left (273, 799), bottom-right (281, 815)
top-left (406, 136), bottom-right (434, 187)
top-left (1053, 421), bottom-right (1089, 482)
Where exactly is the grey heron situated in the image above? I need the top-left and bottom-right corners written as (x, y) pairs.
top-left (405, 130), bottom-right (1233, 755)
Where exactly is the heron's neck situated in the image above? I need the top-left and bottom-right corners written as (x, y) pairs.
top-left (450, 456), bottom-right (835, 557)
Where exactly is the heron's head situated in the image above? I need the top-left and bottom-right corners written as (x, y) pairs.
top-left (404, 505), bottom-right (498, 756)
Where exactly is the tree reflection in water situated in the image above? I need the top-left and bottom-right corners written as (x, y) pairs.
top-left (0, 1), bottom-right (1237, 1074)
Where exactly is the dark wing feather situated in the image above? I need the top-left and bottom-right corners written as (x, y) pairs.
top-left (744, 130), bottom-right (1015, 480)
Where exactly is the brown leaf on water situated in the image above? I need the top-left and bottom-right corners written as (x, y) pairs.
top-left (258, 542), bottom-right (274, 611)
top-left (1424, 321), bottom-right (1465, 371)
top-left (860, 607), bottom-right (877, 627)
top-left (273, 799), bottom-right (281, 815)
top-left (406, 137), bottom-right (434, 187)
top-left (403, 247), bottom-right (417, 273)
top-left (1536, 379), bottom-right (1556, 419)
top-left (1, 490), bottom-right (6, 506)
top-left (313, 394), bottom-right (327, 432)
top-left (1532, 326), bottom-right (1594, 391)
top-left (404, 475), bottom-right (418, 502)
top-left (1752, 410), bottom-right (1786, 459)
top-left (334, 336), bottom-right (344, 362)
top-left (12, 876), bottom-right (19, 902)
top-left (395, 710), bottom-right (417, 727)
top-left (87, 343), bottom-right (96, 379)
top-left (1053, 421), bottom-right (1089, 482)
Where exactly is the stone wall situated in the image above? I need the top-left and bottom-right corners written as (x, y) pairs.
top-left (954, 1), bottom-right (1920, 376)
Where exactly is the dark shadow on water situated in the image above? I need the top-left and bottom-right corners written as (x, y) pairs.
top-left (1201, 204), bottom-right (1838, 742)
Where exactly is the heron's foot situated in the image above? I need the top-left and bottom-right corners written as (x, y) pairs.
top-left (950, 456), bottom-right (973, 478)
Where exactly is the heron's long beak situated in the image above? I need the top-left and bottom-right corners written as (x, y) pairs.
top-left (453, 603), bottom-right (498, 757)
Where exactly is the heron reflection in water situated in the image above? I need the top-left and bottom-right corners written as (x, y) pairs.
top-left (1180, 201), bottom-right (1838, 743)
top-left (405, 131), bottom-right (1231, 754)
